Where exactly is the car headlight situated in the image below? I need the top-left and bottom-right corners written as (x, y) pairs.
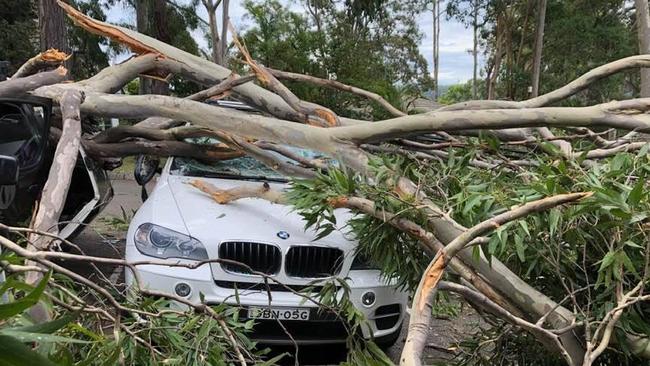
top-left (350, 253), bottom-right (380, 270)
top-left (134, 223), bottom-right (208, 260)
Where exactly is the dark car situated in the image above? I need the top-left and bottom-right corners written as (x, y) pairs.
top-left (0, 96), bottom-right (113, 239)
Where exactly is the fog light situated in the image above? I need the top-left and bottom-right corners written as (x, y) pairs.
top-left (361, 291), bottom-right (376, 307)
top-left (174, 282), bottom-right (191, 297)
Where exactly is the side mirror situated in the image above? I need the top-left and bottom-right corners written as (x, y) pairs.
top-left (0, 155), bottom-right (18, 185)
top-left (134, 155), bottom-right (160, 186)
top-left (134, 155), bottom-right (160, 202)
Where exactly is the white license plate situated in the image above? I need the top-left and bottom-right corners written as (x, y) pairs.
top-left (247, 307), bottom-right (310, 321)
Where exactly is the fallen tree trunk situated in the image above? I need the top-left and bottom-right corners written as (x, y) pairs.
top-left (9, 3), bottom-right (650, 365)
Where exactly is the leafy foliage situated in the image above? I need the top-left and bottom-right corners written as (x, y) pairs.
top-left (287, 136), bottom-right (650, 364)
top-left (240, 0), bottom-right (433, 120)
top-left (0, 260), bottom-right (271, 365)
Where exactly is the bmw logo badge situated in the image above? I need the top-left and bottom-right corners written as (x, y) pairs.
top-left (277, 231), bottom-right (290, 240)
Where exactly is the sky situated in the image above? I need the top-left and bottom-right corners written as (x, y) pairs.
top-left (106, 1), bottom-right (481, 85)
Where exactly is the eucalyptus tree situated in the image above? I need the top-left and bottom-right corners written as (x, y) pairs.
top-left (4, 2), bottom-right (650, 366)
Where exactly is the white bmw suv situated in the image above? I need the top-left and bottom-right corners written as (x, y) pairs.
top-left (125, 152), bottom-right (407, 346)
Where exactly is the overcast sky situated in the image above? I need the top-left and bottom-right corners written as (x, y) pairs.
top-left (106, 1), bottom-right (481, 85)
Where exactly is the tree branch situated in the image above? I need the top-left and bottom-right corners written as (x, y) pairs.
top-left (0, 66), bottom-right (67, 96)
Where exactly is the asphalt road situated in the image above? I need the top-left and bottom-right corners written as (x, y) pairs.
top-left (67, 179), bottom-right (473, 365)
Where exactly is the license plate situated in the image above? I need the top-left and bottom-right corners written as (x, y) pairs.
top-left (247, 307), bottom-right (310, 321)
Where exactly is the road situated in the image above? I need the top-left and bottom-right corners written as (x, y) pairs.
top-left (69, 179), bottom-right (471, 365)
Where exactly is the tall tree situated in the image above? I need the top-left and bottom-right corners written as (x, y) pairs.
top-left (431, 0), bottom-right (440, 99)
top-left (241, 0), bottom-right (431, 119)
top-left (0, 0), bottom-right (38, 73)
top-left (471, 0), bottom-right (478, 98)
top-left (203, 0), bottom-right (222, 64)
top-left (446, 0), bottom-right (486, 99)
top-left (220, 0), bottom-right (229, 65)
top-left (530, 0), bottom-right (546, 97)
top-left (635, 0), bottom-right (650, 97)
top-left (202, 0), bottom-right (230, 65)
top-left (39, 0), bottom-right (70, 53)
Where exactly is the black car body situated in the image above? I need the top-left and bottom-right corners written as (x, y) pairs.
top-left (0, 96), bottom-right (113, 239)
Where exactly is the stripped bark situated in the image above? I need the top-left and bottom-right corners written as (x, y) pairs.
top-left (189, 180), bottom-right (287, 204)
top-left (401, 192), bottom-right (591, 366)
top-left (229, 26), bottom-right (340, 127)
top-left (28, 89), bottom-right (85, 252)
top-left (12, 49), bottom-right (69, 78)
top-left (25, 90), bottom-right (84, 324)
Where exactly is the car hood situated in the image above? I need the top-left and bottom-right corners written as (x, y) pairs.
top-left (166, 175), bottom-right (358, 252)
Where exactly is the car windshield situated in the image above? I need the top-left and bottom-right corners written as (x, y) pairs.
top-left (170, 138), bottom-right (324, 182)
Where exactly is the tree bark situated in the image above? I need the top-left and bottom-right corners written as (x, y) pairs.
top-left (472, 0), bottom-right (478, 99)
top-left (28, 90), bottom-right (84, 251)
top-left (135, 0), bottom-right (152, 94)
top-left (0, 66), bottom-right (67, 96)
top-left (220, 0), bottom-right (230, 65)
top-left (635, 0), bottom-right (650, 97)
top-left (39, 0), bottom-right (69, 54)
top-left (204, 0), bottom-right (223, 65)
top-left (531, 0), bottom-right (547, 97)
top-left (432, 0), bottom-right (438, 99)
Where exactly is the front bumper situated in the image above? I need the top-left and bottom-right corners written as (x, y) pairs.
top-left (126, 264), bottom-right (407, 344)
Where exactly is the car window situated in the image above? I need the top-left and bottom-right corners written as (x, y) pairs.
top-left (170, 138), bottom-right (325, 182)
top-left (0, 103), bottom-right (43, 168)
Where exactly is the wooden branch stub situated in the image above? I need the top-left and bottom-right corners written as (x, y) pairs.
top-left (12, 49), bottom-right (70, 78)
top-left (188, 179), bottom-right (287, 204)
top-left (416, 252), bottom-right (445, 312)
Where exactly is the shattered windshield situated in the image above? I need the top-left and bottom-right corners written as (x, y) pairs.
top-left (169, 138), bottom-right (324, 182)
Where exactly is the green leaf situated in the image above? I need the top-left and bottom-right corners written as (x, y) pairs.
top-left (0, 271), bottom-right (51, 320)
top-left (628, 178), bottom-right (644, 206)
top-left (619, 251), bottom-right (639, 278)
top-left (0, 335), bottom-right (58, 366)
top-left (13, 312), bottom-right (78, 334)
top-left (518, 220), bottom-right (530, 237)
top-left (599, 252), bottom-right (616, 272)
top-left (0, 330), bottom-right (90, 344)
top-left (514, 233), bottom-right (526, 262)
top-left (624, 240), bottom-right (644, 249)
top-left (462, 195), bottom-right (482, 215)
top-left (549, 209), bottom-right (560, 237)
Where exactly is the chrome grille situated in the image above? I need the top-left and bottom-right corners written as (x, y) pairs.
top-left (285, 246), bottom-right (344, 278)
top-left (219, 241), bottom-right (281, 275)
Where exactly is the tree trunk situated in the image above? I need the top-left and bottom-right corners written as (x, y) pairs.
top-left (151, 0), bottom-right (170, 95)
top-left (136, 0), bottom-right (152, 94)
top-left (39, 0), bottom-right (69, 55)
top-left (135, 0), bottom-right (168, 95)
top-left (635, 0), bottom-right (650, 97)
top-left (435, 0), bottom-right (440, 99)
top-left (531, 0), bottom-right (547, 97)
top-left (432, 0), bottom-right (438, 99)
top-left (205, 0), bottom-right (223, 65)
top-left (472, 0), bottom-right (478, 99)
top-left (220, 0), bottom-right (230, 65)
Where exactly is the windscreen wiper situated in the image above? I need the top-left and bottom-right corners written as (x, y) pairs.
top-left (198, 172), bottom-right (289, 183)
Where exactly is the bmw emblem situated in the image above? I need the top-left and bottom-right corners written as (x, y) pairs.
top-left (277, 231), bottom-right (290, 240)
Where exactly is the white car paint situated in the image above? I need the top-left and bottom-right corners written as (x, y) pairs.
top-left (126, 157), bottom-right (407, 344)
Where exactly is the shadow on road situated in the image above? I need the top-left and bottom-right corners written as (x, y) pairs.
top-left (261, 344), bottom-right (349, 365)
